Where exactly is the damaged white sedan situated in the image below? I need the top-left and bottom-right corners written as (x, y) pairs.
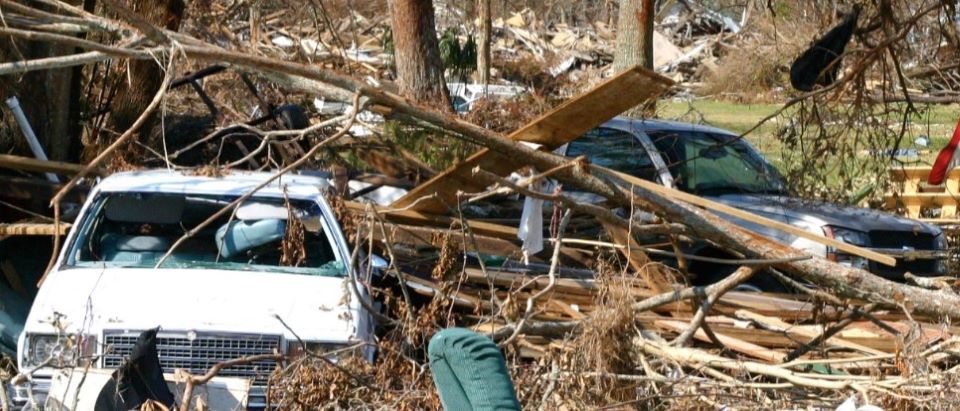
top-left (12, 170), bottom-right (377, 409)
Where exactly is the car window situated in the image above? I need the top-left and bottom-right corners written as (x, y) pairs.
top-left (66, 193), bottom-right (344, 276)
top-left (647, 130), bottom-right (787, 195)
top-left (566, 128), bottom-right (659, 182)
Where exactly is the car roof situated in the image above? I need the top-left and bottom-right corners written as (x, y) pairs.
top-left (95, 170), bottom-right (331, 199)
top-left (601, 117), bottom-right (738, 136)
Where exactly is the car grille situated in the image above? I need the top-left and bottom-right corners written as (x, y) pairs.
top-left (868, 230), bottom-right (939, 279)
top-left (869, 230), bottom-right (935, 250)
top-left (103, 330), bottom-right (282, 408)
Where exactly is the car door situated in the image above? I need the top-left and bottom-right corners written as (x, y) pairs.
top-left (564, 127), bottom-right (669, 186)
top-left (560, 127), bottom-right (672, 224)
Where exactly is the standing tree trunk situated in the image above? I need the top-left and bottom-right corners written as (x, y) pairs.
top-left (476, 0), bottom-right (491, 89)
top-left (613, 0), bottom-right (655, 118)
top-left (97, 0), bottom-right (185, 160)
top-left (388, 0), bottom-right (451, 111)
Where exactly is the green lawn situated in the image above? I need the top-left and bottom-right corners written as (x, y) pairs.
top-left (654, 99), bottom-right (960, 200)
top-left (658, 99), bottom-right (960, 164)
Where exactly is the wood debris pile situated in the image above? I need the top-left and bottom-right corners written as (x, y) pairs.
top-left (2, 1), bottom-right (960, 410)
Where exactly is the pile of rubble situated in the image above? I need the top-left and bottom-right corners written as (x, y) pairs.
top-left (3, 1), bottom-right (960, 410)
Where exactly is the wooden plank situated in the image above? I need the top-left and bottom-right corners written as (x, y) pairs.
top-left (656, 319), bottom-right (788, 363)
top-left (884, 192), bottom-right (960, 199)
top-left (359, 222), bottom-right (523, 258)
top-left (405, 276), bottom-right (493, 310)
top-left (344, 200), bottom-right (517, 239)
top-left (605, 168), bottom-right (898, 267)
top-left (0, 223), bottom-right (70, 236)
top-left (735, 309), bottom-right (886, 356)
top-left (889, 166), bottom-right (960, 179)
top-left (462, 268), bottom-right (602, 295)
top-left (0, 154), bottom-right (107, 177)
top-left (390, 66), bottom-right (674, 213)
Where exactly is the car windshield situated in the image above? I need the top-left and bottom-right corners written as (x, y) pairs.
top-left (65, 192), bottom-right (345, 277)
top-left (647, 130), bottom-right (788, 196)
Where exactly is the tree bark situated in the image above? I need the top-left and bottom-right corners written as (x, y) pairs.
top-left (613, 0), bottom-right (655, 118)
top-left (387, 0), bottom-right (451, 111)
top-left (99, 0), bottom-right (184, 155)
top-left (477, 0), bottom-right (491, 88)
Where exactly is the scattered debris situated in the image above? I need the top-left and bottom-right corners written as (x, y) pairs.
top-left (1, 1), bottom-right (960, 410)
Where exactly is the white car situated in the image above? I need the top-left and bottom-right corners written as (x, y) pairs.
top-left (11, 170), bottom-right (377, 409)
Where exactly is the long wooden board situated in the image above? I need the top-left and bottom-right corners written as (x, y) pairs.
top-left (0, 223), bottom-right (70, 235)
top-left (343, 200), bottom-right (517, 239)
top-left (389, 66), bottom-right (674, 213)
top-left (656, 319), bottom-right (788, 363)
top-left (735, 309), bottom-right (886, 356)
top-left (604, 167), bottom-right (897, 267)
top-left (0, 154), bottom-right (107, 177)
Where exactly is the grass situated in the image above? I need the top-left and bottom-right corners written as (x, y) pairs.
top-left (655, 99), bottom-right (960, 200)
top-left (658, 98), bottom-right (960, 164)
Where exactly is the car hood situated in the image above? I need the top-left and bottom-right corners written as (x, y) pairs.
top-left (706, 194), bottom-right (941, 236)
top-left (25, 267), bottom-right (359, 341)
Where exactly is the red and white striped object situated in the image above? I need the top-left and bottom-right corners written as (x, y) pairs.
top-left (928, 117), bottom-right (960, 185)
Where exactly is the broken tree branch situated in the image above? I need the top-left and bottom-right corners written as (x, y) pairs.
top-left (672, 266), bottom-right (756, 346)
top-left (500, 209), bottom-right (572, 346)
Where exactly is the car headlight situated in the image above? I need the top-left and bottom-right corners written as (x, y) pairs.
top-left (286, 341), bottom-right (356, 360)
top-left (24, 334), bottom-right (96, 368)
top-left (822, 226), bottom-right (870, 268)
top-left (823, 226), bottom-right (870, 247)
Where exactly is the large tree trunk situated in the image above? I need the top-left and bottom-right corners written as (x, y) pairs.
top-left (613, 0), bottom-right (654, 118)
top-left (98, 0), bottom-right (185, 158)
top-left (388, 0), bottom-right (451, 111)
top-left (476, 0), bottom-right (491, 88)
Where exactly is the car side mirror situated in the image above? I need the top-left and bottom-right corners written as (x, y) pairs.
top-left (370, 254), bottom-right (388, 270)
top-left (360, 254), bottom-right (389, 282)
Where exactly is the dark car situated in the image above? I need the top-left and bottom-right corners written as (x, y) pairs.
top-left (557, 118), bottom-right (948, 289)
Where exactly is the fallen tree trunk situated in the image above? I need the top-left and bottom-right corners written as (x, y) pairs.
top-left (163, 44), bottom-right (960, 320)
top-left (3, 12), bottom-right (959, 320)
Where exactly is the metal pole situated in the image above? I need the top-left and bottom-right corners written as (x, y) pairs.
top-left (4, 96), bottom-right (58, 183)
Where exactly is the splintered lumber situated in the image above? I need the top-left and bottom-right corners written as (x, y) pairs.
top-left (735, 309), bottom-right (886, 356)
top-left (636, 338), bottom-right (850, 389)
top-left (604, 168), bottom-right (897, 267)
top-left (343, 200), bottom-right (517, 239)
top-left (656, 319), bottom-right (788, 363)
top-left (390, 65), bottom-right (673, 213)
top-left (0, 154), bottom-right (107, 177)
top-left (359, 221), bottom-right (523, 258)
top-left (463, 268), bottom-right (605, 296)
top-left (0, 223), bottom-right (70, 235)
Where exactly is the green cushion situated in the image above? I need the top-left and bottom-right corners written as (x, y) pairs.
top-left (428, 328), bottom-right (521, 411)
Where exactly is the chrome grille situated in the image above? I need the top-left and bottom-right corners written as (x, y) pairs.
top-left (103, 330), bottom-right (281, 408)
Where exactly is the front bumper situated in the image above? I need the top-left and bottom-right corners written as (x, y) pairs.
top-left (865, 248), bottom-right (950, 279)
top-left (9, 373), bottom-right (50, 410)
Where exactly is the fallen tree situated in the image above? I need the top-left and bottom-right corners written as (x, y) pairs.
top-left (2, 0), bottom-right (959, 320)
top-left (4, 2), bottom-right (960, 409)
